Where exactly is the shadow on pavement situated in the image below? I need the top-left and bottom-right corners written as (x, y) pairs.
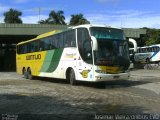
top-left (33, 76), bottom-right (68, 84)
top-left (0, 93), bottom-right (150, 120)
top-left (74, 80), bottom-right (152, 89)
top-left (32, 77), bottom-right (152, 89)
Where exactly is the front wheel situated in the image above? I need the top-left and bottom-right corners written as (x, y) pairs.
top-left (69, 69), bottom-right (77, 85)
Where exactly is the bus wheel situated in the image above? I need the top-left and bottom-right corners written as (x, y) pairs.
top-left (27, 69), bottom-right (33, 80)
top-left (69, 69), bottom-right (77, 85)
top-left (23, 68), bottom-right (28, 79)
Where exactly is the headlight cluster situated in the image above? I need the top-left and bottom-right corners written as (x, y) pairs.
top-left (95, 70), bottom-right (107, 74)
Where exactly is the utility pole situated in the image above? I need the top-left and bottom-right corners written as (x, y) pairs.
top-left (0, 4), bottom-right (3, 23)
top-left (38, 7), bottom-right (41, 21)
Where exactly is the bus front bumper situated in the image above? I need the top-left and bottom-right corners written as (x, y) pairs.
top-left (93, 72), bottom-right (130, 82)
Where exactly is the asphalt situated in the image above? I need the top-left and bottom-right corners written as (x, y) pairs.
top-left (130, 69), bottom-right (160, 78)
top-left (130, 69), bottom-right (160, 95)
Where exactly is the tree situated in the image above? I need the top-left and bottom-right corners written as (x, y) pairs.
top-left (38, 19), bottom-right (49, 24)
top-left (3, 8), bottom-right (23, 23)
top-left (69, 14), bottom-right (90, 25)
top-left (145, 29), bottom-right (160, 45)
top-left (39, 10), bottom-right (66, 25)
top-left (140, 28), bottom-right (160, 46)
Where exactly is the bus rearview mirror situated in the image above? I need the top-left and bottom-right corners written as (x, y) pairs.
top-left (91, 36), bottom-right (98, 51)
top-left (129, 38), bottom-right (137, 52)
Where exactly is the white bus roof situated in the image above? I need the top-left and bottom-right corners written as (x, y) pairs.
top-left (70, 24), bottom-right (122, 30)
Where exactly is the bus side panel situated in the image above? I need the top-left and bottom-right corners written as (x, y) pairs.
top-left (38, 48), bottom-right (94, 81)
top-left (16, 51), bottom-right (47, 76)
top-left (38, 49), bottom-right (65, 79)
top-left (62, 48), bottom-right (94, 81)
top-left (76, 61), bottom-right (94, 81)
top-left (16, 54), bottom-right (23, 74)
top-left (134, 52), bottom-right (153, 63)
top-left (150, 51), bottom-right (160, 62)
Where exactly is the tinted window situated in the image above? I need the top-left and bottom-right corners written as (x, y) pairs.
top-left (57, 34), bottom-right (64, 48)
top-left (77, 28), bottom-right (92, 64)
top-left (17, 30), bottom-right (76, 54)
top-left (90, 27), bottom-right (125, 40)
top-left (64, 30), bottom-right (76, 47)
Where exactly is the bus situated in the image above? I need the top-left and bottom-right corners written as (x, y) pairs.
top-left (129, 44), bottom-right (160, 64)
top-left (16, 24), bottom-right (130, 85)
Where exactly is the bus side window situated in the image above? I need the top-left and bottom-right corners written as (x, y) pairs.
top-left (43, 37), bottom-right (50, 50)
top-left (70, 30), bottom-right (76, 47)
top-left (23, 44), bottom-right (27, 53)
top-left (17, 45), bottom-right (24, 54)
top-left (30, 42), bottom-right (35, 52)
top-left (48, 37), bottom-right (53, 49)
top-left (65, 39), bottom-right (70, 47)
top-left (51, 36), bottom-right (57, 49)
top-left (64, 30), bottom-right (76, 47)
top-left (155, 47), bottom-right (159, 52)
top-left (54, 36), bottom-right (59, 48)
top-left (142, 48), bottom-right (144, 53)
top-left (27, 43), bottom-right (31, 53)
top-left (58, 33), bottom-right (64, 48)
top-left (64, 32), bottom-right (69, 47)
top-left (49, 36), bottom-right (54, 49)
top-left (39, 40), bottom-right (44, 51)
top-left (34, 41), bottom-right (39, 52)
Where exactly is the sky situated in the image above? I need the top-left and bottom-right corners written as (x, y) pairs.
top-left (0, 0), bottom-right (160, 28)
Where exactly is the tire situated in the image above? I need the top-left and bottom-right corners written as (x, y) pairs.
top-left (23, 68), bottom-right (28, 79)
top-left (27, 69), bottom-right (33, 80)
top-left (69, 69), bottom-right (77, 85)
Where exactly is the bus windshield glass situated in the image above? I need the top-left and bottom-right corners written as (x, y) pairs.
top-left (90, 27), bottom-right (125, 40)
top-left (90, 27), bottom-right (130, 70)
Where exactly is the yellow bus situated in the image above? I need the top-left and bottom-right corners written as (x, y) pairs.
top-left (16, 24), bottom-right (130, 85)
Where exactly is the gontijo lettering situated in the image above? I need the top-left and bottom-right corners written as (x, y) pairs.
top-left (26, 54), bottom-right (41, 60)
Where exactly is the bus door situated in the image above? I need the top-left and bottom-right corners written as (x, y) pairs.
top-left (76, 28), bottom-right (94, 81)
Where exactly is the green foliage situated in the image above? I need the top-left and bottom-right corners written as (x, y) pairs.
top-left (3, 8), bottom-right (23, 24)
top-left (69, 14), bottom-right (90, 25)
top-left (148, 30), bottom-right (160, 45)
top-left (143, 28), bottom-right (160, 46)
top-left (38, 10), bottom-right (66, 25)
top-left (39, 11), bottom-right (90, 25)
top-left (38, 19), bottom-right (49, 24)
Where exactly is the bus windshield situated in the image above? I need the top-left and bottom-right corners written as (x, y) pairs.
top-left (90, 27), bottom-right (130, 70)
top-left (90, 27), bottom-right (125, 40)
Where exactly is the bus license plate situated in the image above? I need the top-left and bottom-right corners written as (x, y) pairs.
top-left (113, 75), bottom-right (119, 79)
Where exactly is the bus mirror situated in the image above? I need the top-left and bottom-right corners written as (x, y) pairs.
top-left (129, 38), bottom-right (137, 52)
top-left (91, 36), bottom-right (98, 51)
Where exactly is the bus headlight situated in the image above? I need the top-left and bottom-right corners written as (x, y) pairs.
top-left (95, 70), bottom-right (107, 74)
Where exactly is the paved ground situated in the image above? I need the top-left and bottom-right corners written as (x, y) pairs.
top-left (0, 70), bottom-right (160, 120)
top-left (130, 70), bottom-right (160, 95)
